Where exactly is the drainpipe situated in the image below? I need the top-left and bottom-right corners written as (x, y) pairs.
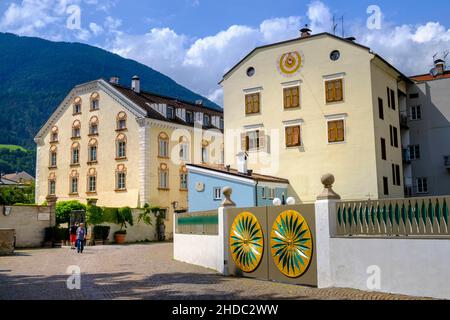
top-left (255, 181), bottom-right (259, 207)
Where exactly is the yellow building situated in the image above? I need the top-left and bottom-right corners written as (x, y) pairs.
top-left (34, 77), bottom-right (224, 236)
top-left (220, 30), bottom-right (409, 202)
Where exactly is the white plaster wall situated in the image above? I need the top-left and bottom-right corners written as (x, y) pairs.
top-left (173, 233), bottom-right (220, 272)
top-left (329, 237), bottom-right (450, 299)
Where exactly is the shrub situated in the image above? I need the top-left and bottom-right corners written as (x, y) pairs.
top-left (93, 226), bottom-right (110, 240)
top-left (44, 227), bottom-right (68, 242)
top-left (55, 201), bottom-right (86, 225)
top-left (117, 207), bottom-right (134, 231)
top-left (86, 205), bottom-right (103, 226)
top-left (102, 207), bottom-right (119, 224)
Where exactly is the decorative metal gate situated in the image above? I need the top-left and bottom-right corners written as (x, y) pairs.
top-left (226, 204), bottom-right (317, 287)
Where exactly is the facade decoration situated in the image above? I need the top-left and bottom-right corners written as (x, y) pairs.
top-left (277, 51), bottom-right (304, 77)
top-left (230, 211), bottom-right (264, 273)
top-left (270, 210), bottom-right (313, 278)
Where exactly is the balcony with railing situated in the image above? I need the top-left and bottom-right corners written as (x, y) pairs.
top-left (403, 148), bottom-right (412, 164)
top-left (400, 113), bottom-right (409, 129)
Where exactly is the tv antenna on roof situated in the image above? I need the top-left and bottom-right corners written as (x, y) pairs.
top-left (332, 15), bottom-right (345, 38)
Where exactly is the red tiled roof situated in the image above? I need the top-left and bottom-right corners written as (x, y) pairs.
top-left (410, 71), bottom-right (450, 82)
top-left (187, 164), bottom-right (290, 184)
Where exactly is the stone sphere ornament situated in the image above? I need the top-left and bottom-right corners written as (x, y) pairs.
top-left (273, 198), bottom-right (282, 206)
top-left (286, 197), bottom-right (296, 205)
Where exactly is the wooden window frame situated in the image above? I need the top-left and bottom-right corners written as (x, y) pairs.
top-left (70, 177), bottom-right (79, 195)
top-left (71, 143), bottom-right (80, 166)
top-left (116, 112), bottom-right (128, 132)
top-left (245, 92), bottom-right (261, 115)
top-left (116, 134), bottom-right (127, 160)
top-left (48, 179), bottom-right (56, 196)
top-left (90, 92), bottom-right (100, 111)
top-left (158, 165), bottom-right (170, 190)
top-left (284, 86), bottom-right (300, 109)
top-left (158, 132), bottom-right (170, 158)
top-left (410, 105), bottom-right (422, 120)
top-left (327, 119), bottom-right (346, 144)
top-left (180, 172), bottom-right (188, 191)
top-left (241, 130), bottom-right (265, 152)
top-left (325, 78), bottom-right (344, 103)
top-left (285, 125), bottom-right (302, 148)
top-left (416, 177), bottom-right (429, 194)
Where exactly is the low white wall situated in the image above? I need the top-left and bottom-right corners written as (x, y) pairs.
top-left (100, 209), bottom-right (158, 243)
top-left (329, 237), bottom-right (450, 299)
top-left (173, 233), bottom-right (220, 272)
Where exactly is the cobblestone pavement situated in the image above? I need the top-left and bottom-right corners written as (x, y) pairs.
top-left (0, 243), bottom-right (428, 300)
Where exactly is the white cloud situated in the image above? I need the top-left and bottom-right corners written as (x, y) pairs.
top-left (307, 0), bottom-right (333, 33)
top-left (89, 22), bottom-right (103, 36)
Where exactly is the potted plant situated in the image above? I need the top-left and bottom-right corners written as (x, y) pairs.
top-left (113, 207), bottom-right (134, 244)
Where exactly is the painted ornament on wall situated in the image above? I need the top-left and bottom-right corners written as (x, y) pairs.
top-left (230, 212), bottom-right (264, 273)
top-left (277, 51), bottom-right (304, 77)
top-left (270, 210), bottom-right (313, 278)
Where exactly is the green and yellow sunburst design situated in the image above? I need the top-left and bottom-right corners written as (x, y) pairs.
top-left (271, 210), bottom-right (313, 278)
top-left (230, 212), bottom-right (264, 273)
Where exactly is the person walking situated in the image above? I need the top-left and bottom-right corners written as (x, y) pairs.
top-left (69, 223), bottom-right (78, 249)
top-left (76, 223), bottom-right (86, 254)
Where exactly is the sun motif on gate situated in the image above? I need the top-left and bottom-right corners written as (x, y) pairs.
top-left (229, 212), bottom-right (264, 273)
top-left (278, 51), bottom-right (303, 76)
top-left (270, 210), bottom-right (313, 278)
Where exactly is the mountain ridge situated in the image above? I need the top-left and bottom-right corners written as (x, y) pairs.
top-left (0, 32), bottom-right (221, 149)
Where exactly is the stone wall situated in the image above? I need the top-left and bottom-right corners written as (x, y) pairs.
top-left (100, 209), bottom-right (160, 243)
top-left (0, 205), bottom-right (55, 248)
top-left (0, 229), bottom-right (15, 255)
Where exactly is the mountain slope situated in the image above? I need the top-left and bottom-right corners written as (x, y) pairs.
top-left (0, 32), bottom-right (221, 148)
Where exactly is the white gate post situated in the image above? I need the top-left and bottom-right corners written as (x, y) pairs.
top-left (315, 174), bottom-right (340, 288)
top-left (218, 187), bottom-right (236, 275)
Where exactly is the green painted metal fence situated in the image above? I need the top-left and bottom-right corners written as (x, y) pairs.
top-left (336, 196), bottom-right (450, 238)
top-left (175, 210), bottom-right (218, 235)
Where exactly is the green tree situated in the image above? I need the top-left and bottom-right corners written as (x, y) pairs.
top-left (55, 201), bottom-right (86, 225)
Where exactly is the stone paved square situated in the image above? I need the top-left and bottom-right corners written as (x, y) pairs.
top-left (0, 243), bottom-right (427, 300)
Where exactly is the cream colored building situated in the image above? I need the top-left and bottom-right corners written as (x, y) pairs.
top-left (221, 31), bottom-right (408, 202)
top-left (34, 77), bottom-right (223, 236)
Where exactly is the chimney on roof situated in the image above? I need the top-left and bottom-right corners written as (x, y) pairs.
top-left (300, 25), bottom-right (312, 38)
top-left (131, 75), bottom-right (141, 93)
top-left (346, 36), bottom-right (356, 42)
top-left (110, 76), bottom-right (120, 84)
top-left (236, 152), bottom-right (248, 174)
top-left (434, 59), bottom-right (446, 76)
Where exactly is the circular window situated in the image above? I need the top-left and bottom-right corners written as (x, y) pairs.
top-left (247, 67), bottom-right (255, 77)
top-left (330, 50), bottom-right (341, 61)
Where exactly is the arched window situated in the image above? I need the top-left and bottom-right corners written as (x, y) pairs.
top-left (88, 139), bottom-right (98, 163)
top-left (70, 170), bottom-right (79, 195)
top-left (180, 166), bottom-right (188, 191)
top-left (73, 97), bottom-right (82, 115)
top-left (72, 120), bottom-right (81, 139)
top-left (158, 132), bottom-right (169, 158)
top-left (158, 163), bottom-right (169, 190)
top-left (49, 145), bottom-right (58, 168)
top-left (179, 136), bottom-right (189, 161)
top-left (116, 164), bottom-right (127, 191)
top-left (90, 92), bottom-right (100, 111)
top-left (89, 116), bottom-right (99, 136)
top-left (50, 126), bottom-right (59, 143)
top-left (116, 112), bottom-right (127, 131)
top-left (202, 140), bottom-right (210, 163)
top-left (71, 142), bottom-right (80, 165)
top-left (87, 168), bottom-right (97, 193)
top-left (48, 173), bottom-right (56, 196)
top-left (116, 134), bottom-right (127, 159)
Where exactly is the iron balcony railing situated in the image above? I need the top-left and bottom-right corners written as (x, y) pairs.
top-left (335, 196), bottom-right (450, 238)
top-left (402, 148), bottom-right (412, 163)
top-left (400, 113), bottom-right (409, 129)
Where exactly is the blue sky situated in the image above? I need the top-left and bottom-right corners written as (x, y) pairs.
top-left (1, 0), bottom-right (450, 105)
